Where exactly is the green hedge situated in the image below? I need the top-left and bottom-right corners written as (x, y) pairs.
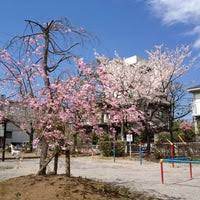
top-left (156, 130), bottom-right (196, 145)
top-left (99, 140), bottom-right (125, 157)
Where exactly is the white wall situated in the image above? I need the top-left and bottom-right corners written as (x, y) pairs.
top-left (9, 122), bottom-right (29, 144)
top-left (3, 122), bottom-right (29, 144)
top-left (192, 93), bottom-right (200, 116)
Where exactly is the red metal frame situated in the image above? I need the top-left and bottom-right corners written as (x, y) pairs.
top-left (160, 159), bottom-right (164, 184)
top-left (160, 159), bottom-right (194, 184)
top-left (170, 144), bottom-right (175, 167)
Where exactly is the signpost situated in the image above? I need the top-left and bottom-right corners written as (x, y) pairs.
top-left (112, 131), bottom-right (116, 163)
top-left (126, 134), bottom-right (133, 158)
top-left (139, 145), bottom-right (143, 165)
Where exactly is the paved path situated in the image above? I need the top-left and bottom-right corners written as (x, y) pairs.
top-left (1, 156), bottom-right (200, 200)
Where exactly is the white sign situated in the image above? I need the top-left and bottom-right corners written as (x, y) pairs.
top-left (126, 134), bottom-right (133, 142)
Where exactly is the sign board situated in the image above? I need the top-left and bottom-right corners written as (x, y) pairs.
top-left (126, 134), bottom-right (133, 142)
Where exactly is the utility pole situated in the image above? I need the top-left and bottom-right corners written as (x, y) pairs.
top-left (2, 120), bottom-right (7, 162)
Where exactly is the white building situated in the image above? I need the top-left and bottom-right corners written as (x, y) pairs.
top-left (188, 85), bottom-right (200, 138)
top-left (0, 122), bottom-right (29, 147)
top-left (124, 55), bottom-right (144, 65)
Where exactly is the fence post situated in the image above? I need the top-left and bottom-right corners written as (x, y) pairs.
top-left (160, 159), bottom-right (164, 184)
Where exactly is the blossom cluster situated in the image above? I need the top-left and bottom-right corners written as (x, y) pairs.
top-left (0, 39), bottom-right (191, 147)
top-left (180, 121), bottom-right (193, 132)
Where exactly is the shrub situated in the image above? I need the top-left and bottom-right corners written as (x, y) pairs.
top-left (98, 135), bottom-right (125, 157)
top-left (155, 129), bottom-right (196, 145)
top-left (91, 133), bottom-right (99, 145)
top-left (155, 132), bottom-right (171, 144)
top-left (114, 141), bottom-right (125, 157)
top-left (152, 147), bottom-right (164, 159)
top-left (99, 140), bottom-right (112, 157)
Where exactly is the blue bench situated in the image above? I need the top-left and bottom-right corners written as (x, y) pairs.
top-left (160, 158), bottom-right (200, 184)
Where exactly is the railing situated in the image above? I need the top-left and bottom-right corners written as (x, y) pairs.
top-left (153, 142), bottom-right (200, 158)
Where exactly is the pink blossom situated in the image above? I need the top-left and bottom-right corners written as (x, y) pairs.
top-left (180, 121), bottom-right (193, 132)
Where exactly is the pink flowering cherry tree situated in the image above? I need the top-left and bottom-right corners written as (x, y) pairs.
top-left (180, 121), bottom-right (193, 132)
top-left (0, 19), bottom-right (94, 175)
top-left (95, 45), bottom-right (192, 152)
top-left (0, 18), bottom-right (193, 173)
top-left (94, 57), bottom-right (145, 140)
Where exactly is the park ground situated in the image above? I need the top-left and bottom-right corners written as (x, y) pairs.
top-left (1, 156), bottom-right (200, 200)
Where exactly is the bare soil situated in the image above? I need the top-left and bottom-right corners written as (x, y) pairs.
top-left (0, 175), bottom-right (160, 200)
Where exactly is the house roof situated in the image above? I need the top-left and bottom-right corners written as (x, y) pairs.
top-left (187, 85), bottom-right (200, 93)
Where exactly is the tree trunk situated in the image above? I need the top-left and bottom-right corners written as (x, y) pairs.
top-left (145, 126), bottom-right (151, 154)
top-left (37, 28), bottom-right (51, 175)
top-left (73, 133), bottom-right (77, 153)
top-left (65, 149), bottom-right (70, 177)
top-left (169, 102), bottom-right (175, 143)
top-left (120, 122), bottom-right (124, 141)
top-left (38, 137), bottom-right (48, 175)
top-left (169, 118), bottom-right (175, 157)
top-left (29, 128), bottom-right (34, 152)
top-left (37, 151), bottom-right (57, 175)
top-left (169, 119), bottom-right (174, 143)
top-left (146, 133), bottom-right (151, 153)
top-left (53, 146), bottom-right (59, 175)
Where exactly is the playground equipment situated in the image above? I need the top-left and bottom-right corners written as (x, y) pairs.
top-left (10, 144), bottom-right (21, 158)
top-left (165, 136), bottom-right (187, 168)
top-left (160, 158), bottom-right (200, 184)
top-left (159, 136), bottom-right (200, 184)
top-left (166, 139), bottom-right (176, 167)
top-left (139, 145), bottom-right (146, 165)
top-left (178, 135), bottom-right (187, 145)
top-left (10, 144), bottom-right (23, 169)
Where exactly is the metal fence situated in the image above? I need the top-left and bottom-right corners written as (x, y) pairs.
top-left (153, 142), bottom-right (200, 158)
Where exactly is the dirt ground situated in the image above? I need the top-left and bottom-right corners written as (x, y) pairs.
top-left (1, 156), bottom-right (200, 200)
top-left (0, 175), bottom-right (159, 200)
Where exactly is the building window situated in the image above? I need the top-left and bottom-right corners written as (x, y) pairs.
top-left (6, 131), bottom-right (12, 139)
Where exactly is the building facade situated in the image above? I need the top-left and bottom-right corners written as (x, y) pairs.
top-left (0, 121), bottom-right (29, 147)
top-left (188, 85), bottom-right (200, 140)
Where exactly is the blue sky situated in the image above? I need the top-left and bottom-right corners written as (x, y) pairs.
top-left (0, 0), bottom-right (199, 86)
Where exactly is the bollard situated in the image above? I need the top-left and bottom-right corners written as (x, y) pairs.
top-left (129, 141), bottom-right (132, 159)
